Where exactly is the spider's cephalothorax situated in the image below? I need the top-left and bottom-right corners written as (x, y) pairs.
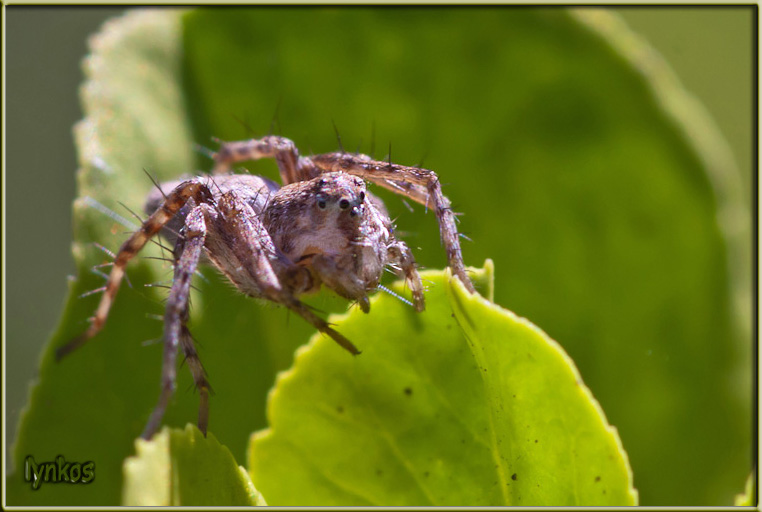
top-left (57, 135), bottom-right (475, 440)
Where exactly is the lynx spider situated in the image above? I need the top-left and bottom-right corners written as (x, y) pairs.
top-left (57, 135), bottom-right (475, 440)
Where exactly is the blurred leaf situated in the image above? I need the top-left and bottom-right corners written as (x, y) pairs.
top-left (734, 471), bottom-right (756, 507)
top-left (122, 425), bottom-right (265, 505)
top-left (10, 6), bottom-right (749, 507)
top-left (248, 264), bottom-right (637, 506)
top-left (8, 10), bottom-right (195, 505)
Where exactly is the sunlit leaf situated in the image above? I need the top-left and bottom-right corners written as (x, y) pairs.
top-left (248, 263), bottom-right (636, 505)
top-left (122, 425), bottom-right (265, 506)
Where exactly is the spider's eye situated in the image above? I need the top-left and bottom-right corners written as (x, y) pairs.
top-left (339, 199), bottom-right (350, 210)
top-left (317, 199), bottom-right (327, 209)
top-left (359, 191), bottom-right (365, 202)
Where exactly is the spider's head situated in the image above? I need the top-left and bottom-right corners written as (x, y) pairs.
top-left (313, 172), bottom-right (367, 219)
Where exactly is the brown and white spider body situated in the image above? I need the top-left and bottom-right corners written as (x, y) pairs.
top-left (57, 135), bottom-right (474, 440)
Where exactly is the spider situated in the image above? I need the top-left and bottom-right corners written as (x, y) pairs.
top-left (56, 135), bottom-right (475, 440)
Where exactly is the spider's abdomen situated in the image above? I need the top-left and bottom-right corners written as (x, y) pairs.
top-left (145, 174), bottom-right (280, 248)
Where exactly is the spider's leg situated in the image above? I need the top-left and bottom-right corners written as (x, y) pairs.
top-left (178, 314), bottom-right (212, 437)
top-left (311, 153), bottom-right (476, 293)
top-left (142, 204), bottom-right (210, 440)
top-left (56, 181), bottom-right (214, 361)
top-left (387, 240), bottom-right (425, 312)
top-left (172, 234), bottom-right (213, 436)
top-left (212, 135), bottom-right (318, 184)
top-left (287, 300), bottom-right (361, 355)
top-left (216, 192), bottom-right (361, 355)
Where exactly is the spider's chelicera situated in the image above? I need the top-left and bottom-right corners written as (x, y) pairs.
top-left (57, 135), bottom-right (475, 439)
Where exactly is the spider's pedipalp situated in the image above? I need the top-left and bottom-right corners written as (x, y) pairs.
top-left (387, 240), bottom-right (425, 312)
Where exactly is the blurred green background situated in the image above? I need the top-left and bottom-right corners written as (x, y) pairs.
top-left (6, 6), bottom-right (753, 505)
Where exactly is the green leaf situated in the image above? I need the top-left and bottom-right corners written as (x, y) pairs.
top-left (122, 425), bottom-right (265, 505)
top-left (248, 262), bottom-right (636, 506)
